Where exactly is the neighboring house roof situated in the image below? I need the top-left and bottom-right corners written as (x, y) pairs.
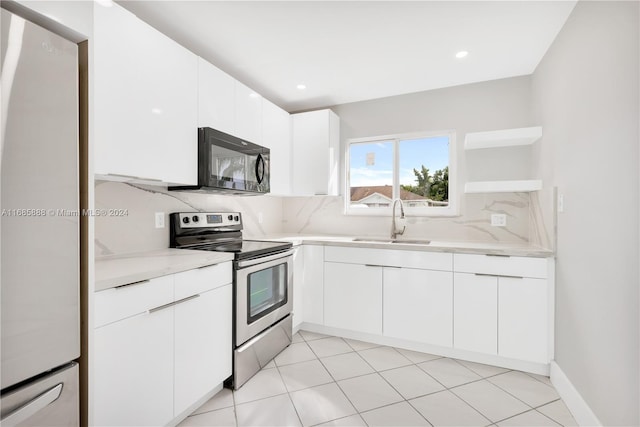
top-left (350, 186), bottom-right (426, 202)
top-left (357, 192), bottom-right (392, 205)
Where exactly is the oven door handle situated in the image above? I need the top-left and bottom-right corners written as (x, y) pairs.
top-left (237, 249), bottom-right (295, 268)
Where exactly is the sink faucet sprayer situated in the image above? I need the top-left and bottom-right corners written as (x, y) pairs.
top-left (391, 198), bottom-right (406, 239)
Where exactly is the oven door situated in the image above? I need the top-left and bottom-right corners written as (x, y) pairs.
top-left (235, 250), bottom-right (293, 346)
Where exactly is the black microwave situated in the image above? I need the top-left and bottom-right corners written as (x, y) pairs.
top-left (170, 127), bottom-right (270, 194)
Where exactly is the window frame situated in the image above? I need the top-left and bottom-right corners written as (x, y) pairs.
top-left (344, 130), bottom-right (458, 217)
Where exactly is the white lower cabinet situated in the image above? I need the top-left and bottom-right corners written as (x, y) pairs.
top-left (292, 246), bottom-right (305, 328)
top-left (93, 263), bottom-right (232, 426)
top-left (324, 262), bottom-right (382, 334)
top-left (498, 277), bottom-right (548, 363)
top-left (94, 308), bottom-right (174, 426)
top-left (302, 245), bottom-right (324, 325)
top-left (453, 254), bottom-right (551, 363)
top-left (453, 272), bottom-right (498, 355)
top-left (174, 285), bottom-right (232, 416)
top-left (384, 268), bottom-right (453, 347)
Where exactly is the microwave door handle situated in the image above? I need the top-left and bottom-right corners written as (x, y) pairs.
top-left (255, 154), bottom-right (265, 184)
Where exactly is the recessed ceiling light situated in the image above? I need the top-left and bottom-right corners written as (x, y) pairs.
top-left (296, 84), bottom-right (307, 90)
top-left (456, 51), bottom-right (469, 59)
top-left (249, 93), bottom-right (260, 98)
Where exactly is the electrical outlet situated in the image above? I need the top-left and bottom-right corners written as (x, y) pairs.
top-left (155, 212), bottom-right (165, 228)
top-left (491, 214), bottom-right (507, 227)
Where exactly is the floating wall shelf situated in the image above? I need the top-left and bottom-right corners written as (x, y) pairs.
top-left (464, 180), bottom-right (543, 194)
top-left (464, 126), bottom-right (542, 150)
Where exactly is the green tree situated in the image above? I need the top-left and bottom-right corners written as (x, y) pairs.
top-left (401, 165), bottom-right (448, 202)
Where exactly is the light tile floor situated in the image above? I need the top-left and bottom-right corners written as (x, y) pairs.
top-left (178, 331), bottom-right (578, 427)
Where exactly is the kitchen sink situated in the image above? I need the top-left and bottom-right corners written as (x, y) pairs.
top-left (391, 239), bottom-right (431, 245)
top-left (352, 238), bottom-right (431, 245)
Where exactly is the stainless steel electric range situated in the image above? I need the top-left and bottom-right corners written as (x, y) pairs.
top-left (170, 212), bottom-right (293, 389)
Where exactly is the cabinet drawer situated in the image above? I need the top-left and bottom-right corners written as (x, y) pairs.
top-left (325, 246), bottom-right (452, 271)
top-left (453, 253), bottom-right (548, 279)
top-left (174, 262), bottom-right (232, 300)
top-left (94, 275), bottom-right (174, 328)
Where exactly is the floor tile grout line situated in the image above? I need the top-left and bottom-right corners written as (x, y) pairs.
top-left (484, 374), bottom-right (558, 410)
top-left (491, 407), bottom-right (560, 426)
top-left (533, 407), bottom-right (566, 426)
top-left (448, 380), bottom-right (533, 422)
top-left (273, 356), bottom-right (305, 427)
top-left (404, 398), bottom-right (438, 427)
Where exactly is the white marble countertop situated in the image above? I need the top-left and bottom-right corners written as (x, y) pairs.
top-left (95, 249), bottom-right (234, 291)
top-left (250, 234), bottom-right (554, 258)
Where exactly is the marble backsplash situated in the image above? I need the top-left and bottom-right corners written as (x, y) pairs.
top-left (95, 181), bottom-right (550, 256)
top-left (94, 181), bottom-right (284, 256)
top-left (282, 193), bottom-right (537, 244)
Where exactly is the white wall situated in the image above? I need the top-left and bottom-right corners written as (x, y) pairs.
top-left (532, 1), bottom-right (639, 425)
top-left (283, 76), bottom-right (546, 244)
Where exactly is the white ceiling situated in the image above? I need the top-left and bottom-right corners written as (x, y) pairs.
top-left (117, 1), bottom-right (577, 113)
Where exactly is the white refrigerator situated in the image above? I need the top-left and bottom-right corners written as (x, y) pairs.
top-left (1, 7), bottom-right (80, 426)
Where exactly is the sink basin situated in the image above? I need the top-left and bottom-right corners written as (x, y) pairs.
top-left (352, 238), bottom-right (393, 243)
top-left (352, 238), bottom-right (431, 245)
top-left (391, 239), bottom-right (431, 245)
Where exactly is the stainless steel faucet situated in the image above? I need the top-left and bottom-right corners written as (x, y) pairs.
top-left (391, 198), bottom-right (406, 239)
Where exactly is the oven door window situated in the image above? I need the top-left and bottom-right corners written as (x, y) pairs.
top-left (247, 262), bottom-right (287, 323)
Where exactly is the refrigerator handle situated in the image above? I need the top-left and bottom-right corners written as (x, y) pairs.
top-left (1, 383), bottom-right (63, 426)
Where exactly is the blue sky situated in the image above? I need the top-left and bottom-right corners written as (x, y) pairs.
top-left (350, 136), bottom-right (449, 187)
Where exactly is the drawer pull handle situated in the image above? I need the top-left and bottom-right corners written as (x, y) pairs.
top-left (115, 279), bottom-right (150, 289)
top-left (485, 254), bottom-right (511, 258)
top-left (364, 264), bottom-right (383, 268)
top-left (149, 294), bottom-right (200, 313)
top-left (474, 273), bottom-right (523, 279)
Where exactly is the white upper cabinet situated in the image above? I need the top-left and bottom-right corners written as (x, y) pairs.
top-left (291, 109), bottom-right (340, 196)
top-left (93, 3), bottom-right (198, 185)
top-left (197, 58), bottom-right (235, 135)
top-left (262, 99), bottom-right (291, 195)
top-left (234, 81), bottom-right (263, 144)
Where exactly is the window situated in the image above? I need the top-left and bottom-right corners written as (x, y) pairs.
top-left (346, 131), bottom-right (456, 216)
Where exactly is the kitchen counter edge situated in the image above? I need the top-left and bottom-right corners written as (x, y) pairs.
top-left (95, 249), bottom-right (234, 292)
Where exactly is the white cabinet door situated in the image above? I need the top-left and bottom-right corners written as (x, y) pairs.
top-left (94, 309), bottom-right (174, 426)
top-left (235, 81), bottom-right (262, 144)
top-left (262, 99), bottom-right (291, 195)
top-left (292, 246), bottom-right (305, 328)
top-left (384, 268), bottom-right (453, 347)
top-left (197, 58), bottom-right (235, 135)
top-left (453, 273), bottom-right (497, 355)
top-left (93, 4), bottom-right (198, 185)
top-left (302, 245), bottom-right (324, 325)
top-left (291, 109), bottom-right (339, 196)
top-left (498, 277), bottom-right (548, 363)
top-left (324, 262), bottom-right (382, 335)
top-left (174, 285), bottom-right (232, 416)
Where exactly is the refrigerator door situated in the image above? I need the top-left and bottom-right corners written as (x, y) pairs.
top-left (1, 9), bottom-right (80, 389)
top-left (0, 362), bottom-right (79, 427)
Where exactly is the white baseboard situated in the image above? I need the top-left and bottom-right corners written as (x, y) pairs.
top-left (550, 361), bottom-right (602, 426)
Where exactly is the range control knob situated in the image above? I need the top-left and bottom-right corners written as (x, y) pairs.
top-left (234, 215), bottom-right (239, 221)
top-left (182, 216), bottom-right (190, 224)
top-left (227, 215), bottom-right (233, 221)
top-left (192, 215), bottom-right (199, 223)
